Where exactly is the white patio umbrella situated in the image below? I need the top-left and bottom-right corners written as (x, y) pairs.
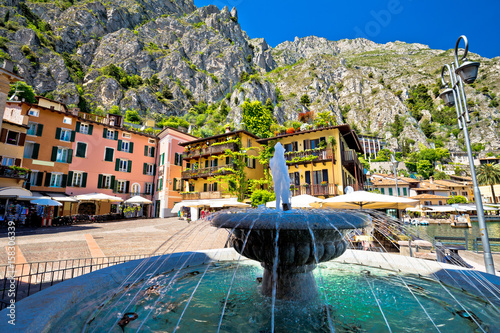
top-left (124, 196), bottom-right (153, 204)
top-left (74, 193), bottom-right (124, 214)
top-left (311, 191), bottom-right (419, 210)
top-left (266, 194), bottom-right (324, 208)
top-left (31, 198), bottom-right (62, 206)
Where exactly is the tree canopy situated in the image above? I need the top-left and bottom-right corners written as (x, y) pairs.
top-left (242, 100), bottom-right (275, 138)
top-left (8, 82), bottom-right (36, 103)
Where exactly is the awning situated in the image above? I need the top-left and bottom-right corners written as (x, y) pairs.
top-left (421, 205), bottom-right (467, 212)
top-left (124, 196), bottom-right (153, 204)
top-left (0, 187), bottom-right (32, 199)
top-left (74, 193), bottom-right (123, 202)
top-left (171, 198), bottom-right (249, 213)
top-left (49, 193), bottom-right (79, 202)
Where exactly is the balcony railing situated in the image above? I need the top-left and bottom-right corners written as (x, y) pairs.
top-left (284, 148), bottom-right (333, 165)
top-left (181, 191), bottom-right (222, 200)
top-left (342, 150), bottom-right (360, 165)
top-left (0, 166), bottom-right (30, 180)
top-left (181, 164), bottom-right (235, 179)
top-left (290, 183), bottom-right (337, 197)
top-left (182, 142), bottom-right (239, 160)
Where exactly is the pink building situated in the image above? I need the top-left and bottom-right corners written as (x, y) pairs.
top-left (67, 112), bottom-right (157, 215)
top-left (154, 127), bottom-right (197, 217)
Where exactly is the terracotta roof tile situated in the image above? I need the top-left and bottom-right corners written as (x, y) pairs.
top-left (410, 194), bottom-right (450, 199)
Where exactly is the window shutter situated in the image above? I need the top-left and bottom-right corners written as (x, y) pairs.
top-left (115, 158), bottom-right (120, 171)
top-left (36, 124), bottom-right (43, 136)
top-left (129, 142), bottom-right (134, 153)
top-left (173, 178), bottom-right (177, 191)
top-left (97, 174), bottom-right (103, 188)
top-left (320, 137), bottom-right (326, 145)
top-left (70, 130), bottom-right (76, 142)
top-left (143, 163), bottom-right (147, 175)
top-left (151, 147), bottom-right (155, 157)
top-left (205, 160), bottom-right (208, 168)
top-left (214, 182), bottom-right (218, 191)
top-left (18, 133), bottom-right (26, 146)
top-left (117, 140), bottom-right (122, 151)
top-left (105, 148), bottom-right (113, 161)
top-left (252, 159), bottom-right (255, 168)
top-left (103, 128), bottom-right (107, 138)
top-left (186, 162), bottom-right (190, 169)
top-left (82, 173), bottom-right (87, 187)
top-left (36, 173), bottom-right (43, 186)
top-left (112, 177), bottom-right (117, 193)
top-left (55, 128), bottom-right (61, 140)
top-left (305, 171), bottom-right (311, 184)
top-left (14, 158), bottom-right (21, 166)
top-left (153, 165), bottom-right (156, 176)
top-left (67, 149), bottom-right (73, 163)
top-left (88, 125), bottom-right (93, 135)
top-left (203, 183), bottom-right (207, 192)
top-left (75, 122), bottom-right (81, 133)
top-left (0, 128), bottom-right (6, 143)
top-left (226, 156), bottom-right (230, 165)
top-left (127, 161), bottom-right (132, 173)
top-left (322, 169), bottom-right (329, 183)
top-left (144, 145), bottom-right (148, 156)
top-left (67, 171), bottom-right (73, 186)
top-left (125, 181), bottom-right (129, 194)
top-left (51, 146), bottom-right (58, 161)
top-left (293, 142), bottom-right (298, 151)
top-left (161, 153), bottom-right (165, 165)
top-left (174, 153), bottom-right (178, 165)
top-left (214, 159), bottom-right (218, 167)
top-left (32, 143), bottom-right (40, 159)
top-left (110, 175), bottom-right (115, 189)
top-left (44, 173), bottom-right (51, 187)
top-left (61, 174), bottom-right (67, 188)
top-left (294, 172), bottom-right (300, 185)
top-left (114, 131), bottom-right (118, 140)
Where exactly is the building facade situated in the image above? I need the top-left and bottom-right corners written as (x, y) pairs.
top-left (154, 127), bottom-right (197, 218)
top-left (257, 124), bottom-right (365, 197)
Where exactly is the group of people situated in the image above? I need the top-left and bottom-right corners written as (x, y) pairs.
top-left (200, 208), bottom-right (215, 219)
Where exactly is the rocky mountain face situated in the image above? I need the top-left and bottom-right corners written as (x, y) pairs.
top-left (1, 0), bottom-right (499, 154)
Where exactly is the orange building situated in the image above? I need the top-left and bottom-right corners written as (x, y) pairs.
top-left (154, 127), bottom-right (197, 217)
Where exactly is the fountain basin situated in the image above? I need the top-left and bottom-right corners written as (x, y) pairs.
top-left (2, 248), bottom-right (499, 332)
top-left (211, 209), bottom-right (370, 300)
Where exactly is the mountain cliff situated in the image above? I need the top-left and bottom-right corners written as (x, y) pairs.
top-left (0, 0), bottom-right (499, 153)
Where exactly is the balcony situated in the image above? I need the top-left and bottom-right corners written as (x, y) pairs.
top-left (285, 148), bottom-right (333, 165)
top-left (181, 191), bottom-right (222, 200)
top-left (0, 166), bottom-right (30, 180)
top-left (182, 142), bottom-right (239, 160)
top-left (181, 164), bottom-right (235, 180)
top-left (290, 183), bottom-right (337, 197)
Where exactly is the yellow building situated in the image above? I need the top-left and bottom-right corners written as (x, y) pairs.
top-left (0, 60), bottom-right (22, 133)
top-left (180, 130), bottom-right (264, 200)
top-left (257, 124), bottom-right (365, 197)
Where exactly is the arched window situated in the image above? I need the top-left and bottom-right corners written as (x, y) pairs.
top-left (131, 183), bottom-right (140, 196)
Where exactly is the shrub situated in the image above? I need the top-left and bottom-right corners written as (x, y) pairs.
top-left (300, 94), bottom-right (311, 106)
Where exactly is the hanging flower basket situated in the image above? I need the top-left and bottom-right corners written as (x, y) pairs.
top-left (286, 128), bottom-right (295, 134)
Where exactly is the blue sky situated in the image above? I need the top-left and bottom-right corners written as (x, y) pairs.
top-left (193, 0), bottom-right (499, 58)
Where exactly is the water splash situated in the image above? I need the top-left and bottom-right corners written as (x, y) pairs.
top-left (269, 143), bottom-right (291, 211)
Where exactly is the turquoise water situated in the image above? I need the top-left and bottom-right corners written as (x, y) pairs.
top-left (79, 261), bottom-right (498, 332)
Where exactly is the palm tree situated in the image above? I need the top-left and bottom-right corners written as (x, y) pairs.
top-left (476, 163), bottom-right (500, 204)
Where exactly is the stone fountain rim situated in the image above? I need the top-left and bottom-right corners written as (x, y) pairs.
top-left (211, 209), bottom-right (371, 230)
top-left (2, 249), bottom-right (498, 332)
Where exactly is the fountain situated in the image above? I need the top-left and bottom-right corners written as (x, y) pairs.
top-left (212, 144), bottom-right (369, 301)
top-left (2, 143), bottom-right (499, 332)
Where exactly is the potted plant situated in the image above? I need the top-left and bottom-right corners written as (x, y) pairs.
top-left (286, 127), bottom-right (295, 134)
top-left (321, 181), bottom-right (328, 186)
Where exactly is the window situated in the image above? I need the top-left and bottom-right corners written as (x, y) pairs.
top-left (119, 159), bottom-right (129, 172)
top-left (107, 129), bottom-right (115, 140)
top-left (60, 129), bottom-right (72, 142)
top-left (63, 117), bottom-right (72, 125)
top-left (73, 172), bottom-right (83, 187)
top-left (28, 109), bottom-right (39, 117)
top-left (157, 177), bottom-right (163, 191)
top-left (117, 180), bottom-right (127, 193)
top-left (104, 147), bottom-right (114, 162)
top-left (24, 142), bottom-right (34, 158)
top-left (122, 132), bottom-right (131, 139)
top-left (145, 163), bottom-right (154, 175)
top-left (380, 188), bottom-right (385, 194)
top-left (389, 188), bottom-right (393, 196)
top-left (462, 191), bottom-right (467, 196)
top-left (121, 141), bottom-right (130, 152)
top-left (56, 148), bottom-right (69, 163)
top-left (160, 153), bottom-right (165, 166)
top-left (131, 183), bottom-right (140, 195)
top-left (148, 138), bottom-right (155, 144)
top-left (99, 174), bottom-right (113, 189)
top-left (145, 183), bottom-right (153, 194)
top-left (27, 122), bottom-right (37, 135)
top-left (246, 157), bottom-right (254, 168)
top-left (403, 188), bottom-right (408, 196)
top-left (1, 157), bottom-right (14, 166)
top-left (76, 142), bottom-right (87, 158)
top-left (145, 146), bottom-right (155, 157)
top-left (50, 173), bottom-right (63, 187)
top-left (80, 123), bottom-right (89, 134)
top-left (397, 187), bottom-right (400, 196)
top-left (174, 153), bottom-right (182, 166)
top-left (247, 138), bottom-right (251, 147)
top-left (6, 131), bottom-right (19, 145)
top-left (30, 171), bottom-right (40, 186)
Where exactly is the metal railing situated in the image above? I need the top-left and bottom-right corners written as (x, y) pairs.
top-left (285, 148), bottom-right (333, 165)
top-left (182, 142), bottom-right (238, 160)
top-left (0, 166), bottom-right (30, 180)
top-left (290, 183), bottom-right (336, 197)
top-left (181, 164), bottom-right (235, 179)
top-left (0, 254), bottom-right (149, 310)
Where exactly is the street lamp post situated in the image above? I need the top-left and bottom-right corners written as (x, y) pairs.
top-left (439, 35), bottom-right (495, 275)
top-left (391, 154), bottom-right (399, 197)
